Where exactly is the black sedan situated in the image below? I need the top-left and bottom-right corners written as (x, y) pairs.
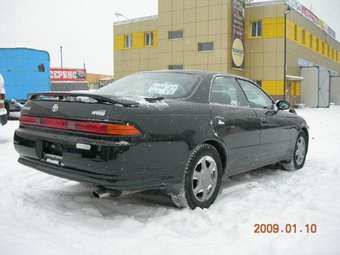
top-left (14, 71), bottom-right (309, 209)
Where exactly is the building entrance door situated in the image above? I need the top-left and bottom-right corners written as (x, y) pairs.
top-left (301, 66), bottom-right (330, 108)
top-left (286, 81), bottom-right (293, 106)
top-left (319, 69), bottom-right (330, 108)
top-left (330, 76), bottom-right (340, 105)
top-left (285, 77), bottom-right (303, 107)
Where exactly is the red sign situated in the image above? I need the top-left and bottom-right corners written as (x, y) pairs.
top-left (50, 68), bottom-right (86, 82)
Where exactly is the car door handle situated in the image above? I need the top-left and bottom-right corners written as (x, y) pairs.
top-left (214, 116), bottom-right (226, 126)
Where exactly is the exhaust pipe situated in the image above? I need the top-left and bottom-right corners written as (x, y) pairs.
top-left (93, 188), bottom-right (121, 199)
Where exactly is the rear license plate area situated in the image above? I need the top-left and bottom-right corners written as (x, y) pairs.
top-left (42, 141), bottom-right (64, 166)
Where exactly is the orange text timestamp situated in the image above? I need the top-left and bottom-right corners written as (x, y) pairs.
top-left (254, 224), bottom-right (318, 234)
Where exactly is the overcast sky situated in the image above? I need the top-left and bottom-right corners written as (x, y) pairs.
top-left (0, 0), bottom-right (339, 75)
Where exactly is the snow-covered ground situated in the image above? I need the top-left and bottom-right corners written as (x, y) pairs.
top-left (1, 107), bottom-right (340, 255)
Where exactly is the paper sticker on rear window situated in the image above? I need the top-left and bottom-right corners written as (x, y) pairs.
top-left (148, 83), bottom-right (179, 95)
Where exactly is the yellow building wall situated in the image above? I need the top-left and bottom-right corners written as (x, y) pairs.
top-left (115, 30), bottom-right (159, 50)
top-left (261, 80), bottom-right (284, 96)
top-left (245, 12), bottom-right (340, 98)
top-left (113, 1), bottom-right (340, 101)
top-left (290, 81), bottom-right (301, 97)
top-left (260, 80), bottom-right (300, 97)
top-left (114, 34), bottom-right (125, 50)
top-left (246, 17), bottom-right (340, 64)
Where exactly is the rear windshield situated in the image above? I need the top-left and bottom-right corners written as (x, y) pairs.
top-left (98, 72), bottom-right (199, 98)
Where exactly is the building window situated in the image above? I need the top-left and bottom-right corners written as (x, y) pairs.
top-left (198, 42), bottom-right (214, 52)
top-left (251, 21), bottom-right (262, 37)
top-left (145, 32), bottom-right (153, 47)
top-left (309, 34), bottom-right (313, 48)
top-left (334, 50), bottom-right (337, 60)
top-left (168, 65), bottom-right (184, 70)
top-left (294, 25), bottom-right (298, 41)
top-left (316, 38), bottom-right (320, 52)
top-left (327, 45), bottom-right (330, 57)
top-left (124, 34), bottom-right (132, 48)
top-left (322, 42), bottom-right (325, 55)
top-left (331, 48), bottom-right (334, 59)
top-left (301, 29), bottom-right (306, 45)
top-left (168, 30), bottom-right (183, 40)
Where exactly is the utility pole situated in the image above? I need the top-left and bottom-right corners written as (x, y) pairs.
top-left (283, 6), bottom-right (291, 101)
top-left (60, 46), bottom-right (63, 69)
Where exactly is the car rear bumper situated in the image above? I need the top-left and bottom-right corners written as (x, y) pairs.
top-left (18, 157), bottom-right (166, 191)
top-left (14, 126), bottom-right (188, 192)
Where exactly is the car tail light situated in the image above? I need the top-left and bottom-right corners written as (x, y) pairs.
top-left (107, 123), bottom-right (142, 136)
top-left (20, 115), bottom-right (40, 125)
top-left (76, 122), bottom-right (141, 136)
top-left (19, 115), bottom-right (142, 136)
top-left (41, 117), bottom-right (67, 129)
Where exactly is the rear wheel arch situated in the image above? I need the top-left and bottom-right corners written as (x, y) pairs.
top-left (202, 139), bottom-right (227, 173)
top-left (301, 127), bottom-right (309, 143)
top-left (171, 142), bottom-right (223, 209)
top-left (299, 127), bottom-right (309, 154)
top-left (281, 129), bottom-right (308, 171)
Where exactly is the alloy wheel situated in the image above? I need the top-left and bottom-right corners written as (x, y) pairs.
top-left (295, 136), bottom-right (306, 166)
top-left (192, 155), bottom-right (218, 202)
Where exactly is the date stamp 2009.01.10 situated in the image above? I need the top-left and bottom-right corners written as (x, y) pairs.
top-left (254, 224), bottom-right (318, 234)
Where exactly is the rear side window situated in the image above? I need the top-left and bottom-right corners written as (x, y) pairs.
top-left (237, 79), bottom-right (273, 109)
top-left (210, 77), bottom-right (248, 106)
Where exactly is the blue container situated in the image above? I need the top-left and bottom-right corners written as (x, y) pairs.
top-left (0, 48), bottom-right (50, 101)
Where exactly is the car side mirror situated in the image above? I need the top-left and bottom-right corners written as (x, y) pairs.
top-left (275, 100), bottom-right (290, 111)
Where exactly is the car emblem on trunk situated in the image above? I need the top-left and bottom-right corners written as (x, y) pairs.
top-left (52, 104), bottom-right (59, 112)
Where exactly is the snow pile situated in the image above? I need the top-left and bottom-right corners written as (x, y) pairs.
top-left (0, 107), bottom-right (340, 255)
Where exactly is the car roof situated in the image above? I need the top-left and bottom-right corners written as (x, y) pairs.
top-left (142, 69), bottom-right (250, 81)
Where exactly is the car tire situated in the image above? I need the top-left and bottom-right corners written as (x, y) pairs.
top-left (281, 131), bottom-right (308, 171)
top-left (171, 144), bottom-right (223, 209)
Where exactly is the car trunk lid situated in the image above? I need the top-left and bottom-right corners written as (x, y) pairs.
top-left (21, 92), bottom-right (143, 137)
top-left (24, 91), bottom-right (139, 120)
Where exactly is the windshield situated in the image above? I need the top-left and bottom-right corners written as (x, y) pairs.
top-left (98, 72), bottom-right (199, 99)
